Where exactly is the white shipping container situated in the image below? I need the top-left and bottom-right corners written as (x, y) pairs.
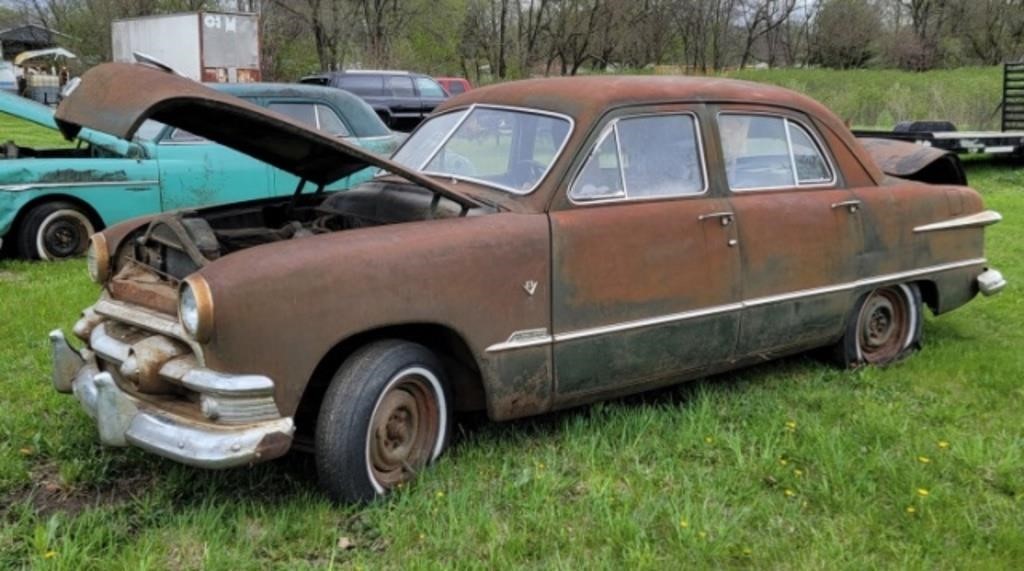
top-left (111, 11), bottom-right (260, 82)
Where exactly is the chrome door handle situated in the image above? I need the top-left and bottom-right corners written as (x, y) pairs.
top-left (831, 200), bottom-right (861, 213)
top-left (698, 211), bottom-right (735, 226)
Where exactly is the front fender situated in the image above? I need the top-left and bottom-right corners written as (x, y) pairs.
top-left (194, 213), bottom-right (553, 418)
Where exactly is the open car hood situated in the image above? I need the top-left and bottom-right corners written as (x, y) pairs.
top-left (0, 90), bottom-right (139, 157)
top-left (55, 63), bottom-right (479, 207)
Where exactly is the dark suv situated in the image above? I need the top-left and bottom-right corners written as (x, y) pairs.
top-left (300, 70), bottom-right (448, 132)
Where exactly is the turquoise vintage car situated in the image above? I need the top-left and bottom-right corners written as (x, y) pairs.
top-left (0, 83), bottom-right (401, 259)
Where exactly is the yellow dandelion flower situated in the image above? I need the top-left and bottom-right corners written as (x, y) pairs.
top-left (779, 457), bottom-right (788, 466)
top-left (698, 530), bottom-right (708, 539)
top-left (44, 552), bottom-right (57, 559)
top-left (18, 448), bottom-right (32, 455)
top-left (418, 533), bottom-right (426, 540)
top-left (784, 489), bottom-right (796, 497)
top-left (917, 456), bottom-right (931, 464)
top-left (938, 441), bottom-right (950, 449)
top-left (785, 420), bottom-right (797, 431)
top-left (436, 491), bottom-right (445, 498)
top-left (704, 436), bottom-right (714, 444)
top-left (679, 519), bottom-right (689, 528)
top-left (539, 462), bottom-right (545, 469)
top-left (906, 506), bottom-right (916, 514)
top-left (794, 469), bottom-right (804, 477)
top-left (917, 488), bottom-right (929, 497)
top-left (742, 547), bottom-right (752, 556)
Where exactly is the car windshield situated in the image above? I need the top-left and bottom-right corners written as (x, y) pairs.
top-left (391, 106), bottom-right (572, 194)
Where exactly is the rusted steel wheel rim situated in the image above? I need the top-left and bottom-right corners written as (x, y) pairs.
top-left (366, 367), bottom-right (445, 492)
top-left (856, 286), bottom-right (911, 364)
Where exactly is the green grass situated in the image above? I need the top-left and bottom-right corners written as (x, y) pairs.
top-left (0, 112), bottom-right (73, 148)
top-left (725, 67), bottom-right (1005, 131)
top-left (1, 96), bottom-right (1023, 570)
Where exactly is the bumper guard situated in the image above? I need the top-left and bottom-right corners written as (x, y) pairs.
top-left (49, 329), bottom-right (294, 469)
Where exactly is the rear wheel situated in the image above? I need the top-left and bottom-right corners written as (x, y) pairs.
top-left (833, 284), bottom-right (923, 367)
top-left (315, 340), bottom-right (450, 503)
top-left (16, 201), bottom-right (95, 260)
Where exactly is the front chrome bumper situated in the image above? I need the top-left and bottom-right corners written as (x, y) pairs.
top-left (50, 329), bottom-right (294, 469)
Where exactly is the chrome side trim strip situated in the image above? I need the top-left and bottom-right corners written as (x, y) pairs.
top-left (485, 258), bottom-right (987, 353)
top-left (554, 303), bottom-right (745, 343)
top-left (0, 180), bottom-right (159, 192)
top-left (913, 210), bottom-right (1002, 233)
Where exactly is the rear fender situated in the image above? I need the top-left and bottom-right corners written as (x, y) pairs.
top-left (858, 137), bottom-right (966, 186)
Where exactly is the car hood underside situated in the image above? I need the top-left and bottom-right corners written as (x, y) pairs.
top-left (54, 63), bottom-right (479, 208)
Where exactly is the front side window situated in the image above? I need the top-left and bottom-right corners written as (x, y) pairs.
top-left (392, 106), bottom-right (572, 194)
top-left (387, 76), bottom-right (416, 98)
top-left (571, 114), bottom-right (706, 201)
top-left (719, 113), bottom-right (833, 190)
top-left (415, 77), bottom-right (446, 98)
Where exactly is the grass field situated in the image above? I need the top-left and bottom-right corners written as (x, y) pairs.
top-left (1, 88), bottom-right (1023, 569)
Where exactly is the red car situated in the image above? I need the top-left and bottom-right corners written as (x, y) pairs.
top-left (435, 76), bottom-right (472, 96)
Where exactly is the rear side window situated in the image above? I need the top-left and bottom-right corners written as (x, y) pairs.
top-left (718, 114), bottom-right (833, 190)
top-left (446, 81), bottom-right (466, 95)
top-left (571, 113), bottom-right (706, 201)
top-left (316, 104), bottom-right (351, 137)
top-left (337, 75), bottom-right (384, 96)
top-left (269, 102), bottom-right (317, 127)
top-left (269, 102), bottom-right (352, 137)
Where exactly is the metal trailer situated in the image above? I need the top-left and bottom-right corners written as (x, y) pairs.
top-left (111, 11), bottom-right (261, 83)
top-left (853, 62), bottom-right (1024, 158)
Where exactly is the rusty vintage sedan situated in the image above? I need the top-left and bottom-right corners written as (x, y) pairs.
top-left (49, 63), bottom-right (1004, 502)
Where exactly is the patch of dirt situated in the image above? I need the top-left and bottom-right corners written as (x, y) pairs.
top-left (1, 460), bottom-right (157, 520)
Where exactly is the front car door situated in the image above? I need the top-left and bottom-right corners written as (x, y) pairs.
top-left (153, 126), bottom-right (272, 211)
top-left (550, 106), bottom-right (743, 406)
top-left (714, 106), bottom-right (864, 356)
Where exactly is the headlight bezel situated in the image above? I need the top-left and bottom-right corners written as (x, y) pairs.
top-left (86, 233), bottom-right (110, 284)
top-left (179, 275), bottom-right (214, 342)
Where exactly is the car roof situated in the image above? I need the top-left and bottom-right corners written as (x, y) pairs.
top-left (210, 81), bottom-right (390, 137)
top-left (437, 75), bottom-right (840, 127)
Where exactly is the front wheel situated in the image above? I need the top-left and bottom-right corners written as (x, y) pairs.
top-left (16, 201), bottom-right (95, 260)
top-left (315, 340), bottom-right (450, 503)
top-left (832, 284), bottom-right (923, 367)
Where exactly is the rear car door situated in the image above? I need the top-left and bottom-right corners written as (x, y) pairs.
top-left (715, 107), bottom-right (864, 355)
top-left (550, 106), bottom-right (743, 405)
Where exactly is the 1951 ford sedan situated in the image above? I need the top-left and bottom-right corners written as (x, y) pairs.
top-left (49, 63), bottom-right (1004, 502)
top-left (0, 82), bottom-right (400, 260)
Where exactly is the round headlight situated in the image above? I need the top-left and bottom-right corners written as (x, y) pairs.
top-left (86, 233), bottom-right (109, 284)
top-left (178, 276), bottom-right (214, 342)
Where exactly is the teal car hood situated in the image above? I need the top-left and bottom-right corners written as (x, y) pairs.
top-left (0, 90), bottom-right (140, 158)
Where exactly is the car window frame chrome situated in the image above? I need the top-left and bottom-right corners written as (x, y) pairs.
top-left (568, 110), bottom-right (710, 206)
top-left (716, 110), bottom-right (837, 193)
top-left (388, 103), bottom-right (576, 196)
